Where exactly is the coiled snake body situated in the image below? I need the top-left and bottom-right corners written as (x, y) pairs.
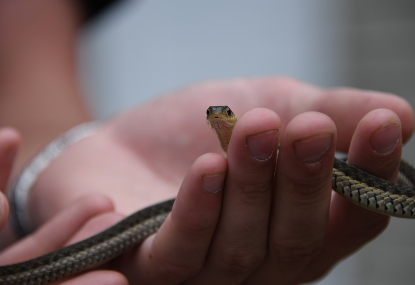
top-left (0, 106), bottom-right (414, 284)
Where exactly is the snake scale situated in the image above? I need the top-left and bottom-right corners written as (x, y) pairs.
top-left (0, 106), bottom-right (414, 284)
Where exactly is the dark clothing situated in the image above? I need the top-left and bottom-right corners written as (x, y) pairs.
top-left (79, 0), bottom-right (121, 21)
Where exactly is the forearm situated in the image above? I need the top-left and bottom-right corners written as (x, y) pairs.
top-left (0, 0), bottom-right (91, 248)
top-left (0, 0), bottom-right (90, 173)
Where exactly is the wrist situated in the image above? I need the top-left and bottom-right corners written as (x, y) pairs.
top-left (8, 121), bottom-right (101, 238)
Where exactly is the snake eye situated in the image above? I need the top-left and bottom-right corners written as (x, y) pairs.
top-left (226, 108), bottom-right (232, 116)
top-left (206, 109), bottom-right (210, 116)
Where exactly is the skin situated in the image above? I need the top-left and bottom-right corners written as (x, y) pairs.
top-left (0, 1), bottom-right (414, 284)
top-left (23, 78), bottom-right (415, 284)
top-left (0, 128), bottom-right (128, 284)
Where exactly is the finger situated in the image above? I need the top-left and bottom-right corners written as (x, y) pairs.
top-left (117, 153), bottom-right (227, 284)
top-left (66, 212), bottom-right (126, 246)
top-left (319, 88), bottom-right (413, 150)
top-left (0, 127), bottom-right (20, 190)
top-left (0, 194), bottom-right (114, 264)
top-left (294, 108), bottom-right (401, 283)
top-left (188, 78), bottom-right (414, 147)
top-left (60, 270), bottom-right (128, 285)
top-left (347, 108), bottom-right (402, 181)
top-left (0, 127), bottom-right (20, 231)
top-left (240, 78), bottom-right (413, 148)
top-left (246, 112), bottom-right (336, 284)
top-left (190, 108), bottom-right (280, 284)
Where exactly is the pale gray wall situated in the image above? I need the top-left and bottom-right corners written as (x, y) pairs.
top-left (77, 1), bottom-right (415, 284)
top-left (78, 0), bottom-right (352, 118)
top-left (332, 2), bottom-right (415, 284)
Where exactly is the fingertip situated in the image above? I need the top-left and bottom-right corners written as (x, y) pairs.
top-left (281, 112), bottom-right (337, 169)
top-left (0, 127), bottom-right (21, 145)
top-left (348, 108), bottom-right (402, 181)
top-left (192, 152), bottom-right (227, 177)
top-left (354, 108), bottom-right (400, 130)
top-left (284, 111), bottom-right (336, 140)
top-left (228, 108), bottom-right (281, 164)
top-left (382, 95), bottom-right (414, 143)
top-left (0, 127), bottom-right (21, 190)
top-left (278, 111), bottom-right (337, 200)
top-left (0, 127), bottom-right (21, 161)
top-left (187, 153), bottom-right (227, 194)
top-left (322, 88), bottom-right (413, 151)
top-left (67, 211), bottom-right (125, 245)
top-left (65, 194), bottom-right (119, 243)
top-left (76, 193), bottom-right (116, 216)
top-left (172, 152), bottom-right (226, 228)
top-left (235, 108), bottom-right (281, 135)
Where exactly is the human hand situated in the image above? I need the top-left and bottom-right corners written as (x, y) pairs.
top-left (0, 194), bottom-right (129, 285)
top-left (0, 128), bottom-right (128, 284)
top-left (29, 78), bottom-right (413, 284)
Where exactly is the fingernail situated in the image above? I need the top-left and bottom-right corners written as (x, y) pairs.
top-left (370, 123), bottom-right (400, 154)
top-left (202, 173), bottom-right (226, 193)
top-left (246, 130), bottom-right (278, 161)
top-left (294, 134), bottom-right (333, 163)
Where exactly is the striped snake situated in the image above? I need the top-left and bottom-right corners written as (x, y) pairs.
top-left (0, 106), bottom-right (414, 284)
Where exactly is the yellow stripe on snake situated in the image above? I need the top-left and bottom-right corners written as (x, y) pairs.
top-left (0, 106), bottom-right (414, 284)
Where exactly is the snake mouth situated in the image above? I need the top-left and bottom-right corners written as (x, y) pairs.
top-left (208, 119), bottom-right (234, 130)
top-left (206, 116), bottom-right (235, 131)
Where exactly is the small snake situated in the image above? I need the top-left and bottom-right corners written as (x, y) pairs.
top-left (0, 106), bottom-right (414, 284)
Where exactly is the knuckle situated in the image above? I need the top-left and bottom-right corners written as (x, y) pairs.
top-left (289, 170), bottom-right (327, 191)
top-left (184, 217), bottom-right (215, 238)
top-left (374, 155), bottom-right (401, 181)
top-left (284, 172), bottom-right (331, 204)
top-left (236, 178), bottom-right (271, 201)
top-left (271, 238), bottom-right (324, 265)
top-left (173, 210), bottom-right (216, 238)
top-left (218, 246), bottom-right (265, 274)
top-left (155, 258), bottom-right (197, 281)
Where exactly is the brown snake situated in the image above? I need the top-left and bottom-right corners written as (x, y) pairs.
top-left (0, 106), bottom-right (414, 284)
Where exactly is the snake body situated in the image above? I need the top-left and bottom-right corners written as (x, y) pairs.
top-left (0, 200), bottom-right (174, 284)
top-left (0, 106), bottom-right (414, 284)
top-left (333, 158), bottom-right (415, 217)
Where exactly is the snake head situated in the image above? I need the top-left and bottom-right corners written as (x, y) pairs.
top-left (206, 106), bottom-right (238, 152)
top-left (206, 106), bottom-right (237, 125)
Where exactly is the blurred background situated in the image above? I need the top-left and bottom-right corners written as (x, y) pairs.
top-left (77, 1), bottom-right (415, 284)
